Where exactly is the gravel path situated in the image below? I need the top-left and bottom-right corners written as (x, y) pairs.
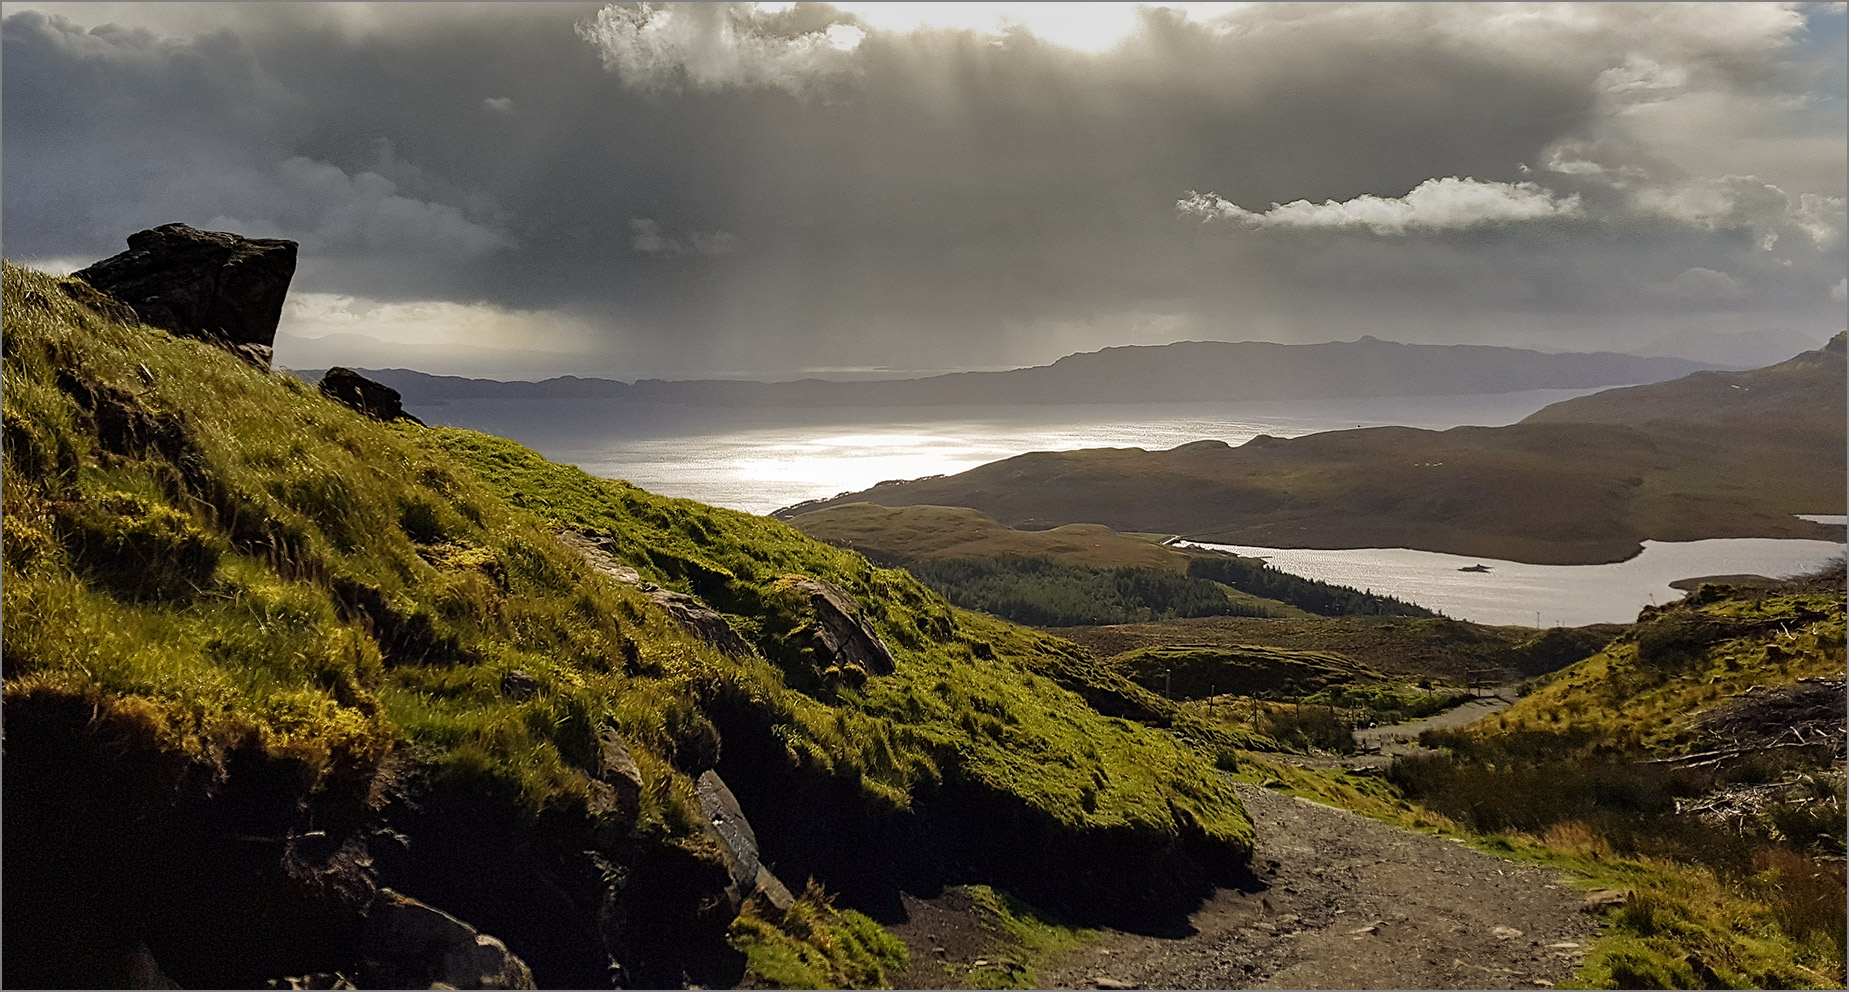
top-left (1353, 684), bottom-right (1522, 753)
top-left (1036, 784), bottom-right (1598, 990)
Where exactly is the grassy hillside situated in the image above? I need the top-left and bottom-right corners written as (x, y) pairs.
top-left (0, 262), bottom-right (1253, 988)
top-left (1202, 571), bottom-right (1846, 989)
top-left (1391, 574), bottom-right (1847, 988)
top-left (778, 342), bottom-right (1845, 565)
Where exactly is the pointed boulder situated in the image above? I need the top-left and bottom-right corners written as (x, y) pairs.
top-left (75, 223), bottom-right (297, 368)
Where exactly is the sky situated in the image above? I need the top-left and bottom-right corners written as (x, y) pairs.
top-left (3, 2), bottom-right (1845, 379)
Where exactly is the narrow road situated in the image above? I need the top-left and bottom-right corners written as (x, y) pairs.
top-left (1037, 784), bottom-right (1597, 990)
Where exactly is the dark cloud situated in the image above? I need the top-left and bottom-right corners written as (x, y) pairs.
top-left (4, 2), bottom-right (1843, 378)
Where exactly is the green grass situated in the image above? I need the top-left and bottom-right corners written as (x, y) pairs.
top-left (1274, 580), bottom-right (1848, 989)
top-left (956, 885), bottom-right (1096, 990)
top-left (1, 262), bottom-right (1254, 949)
top-left (1481, 591), bottom-right (1846, 755)
top-left (729, 883), bottom-right (910, 989)
top-left (427, 426), bottom-right (1256, 845)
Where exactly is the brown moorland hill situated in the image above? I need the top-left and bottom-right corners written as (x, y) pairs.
top-left (786, 503), bottom-right (1191, 571)
top-left (777, 338), bottom-right (1846, 565)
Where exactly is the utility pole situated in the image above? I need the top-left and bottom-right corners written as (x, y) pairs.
top-left (1165, 667), bottom-right (1172, 701)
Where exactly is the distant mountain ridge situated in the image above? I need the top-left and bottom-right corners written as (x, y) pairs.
top-left (294, 336), bottom-right (1713, 407)
top-left (774, 335), bottom-right (1847, 565)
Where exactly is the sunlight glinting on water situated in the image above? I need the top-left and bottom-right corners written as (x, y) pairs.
top-left (1180, 539), bottom-right (1847, 627)
top-left (579, 416), bottom-right (1322, 513)
top-left (411, 387), bottom-right (1630, 514)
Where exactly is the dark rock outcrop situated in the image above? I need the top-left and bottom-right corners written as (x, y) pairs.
top-left (498, 670), bottom-right (539, 700)
top-left (359, 889), bottom-right (536, 990)
top-left (696, 771), bottom-right (795, 914)
top-left (648, 588), bottom-right (755, 657)
top-left (554, 530), bottom-right (751, 657)
top-left (771, 576), bottom-right (896, 679)
top-left (319, 367), bottom-right (424, 424)
top-left (555, 530), bottom-right (643, 586)
top-left (74, 224), bottom-right (297, 369)
top-left (589, 728), bottom-right (645, 844)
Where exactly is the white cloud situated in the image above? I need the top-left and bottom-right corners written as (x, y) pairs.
top-left (11, 256), bottom-right (93, 276)
top-left (481, 96), bottom-right (515, 114)
top-left (1178, 177), bottom-right (1584, 235)
top-left (630, 218), bottom-right (741, 256)
top-left (576, 2), bottom-right (863, 95)
top-left (1792, 194), bottom-right (1848, 250)
top-left (1628, 176), bottom-right (1844, 251)
top-left (1832, 278), bottom-right (1847, 303)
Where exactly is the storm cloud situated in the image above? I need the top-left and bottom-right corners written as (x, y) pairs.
top-left (4, 2), bottom-right (1844, 377)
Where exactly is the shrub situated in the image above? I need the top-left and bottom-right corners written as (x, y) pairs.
top-left (906, 555), bottom-right (1264, 627)
top-left (1259, 704), bottom-right (1355, 754)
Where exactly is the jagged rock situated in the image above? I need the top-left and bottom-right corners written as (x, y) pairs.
top-left (648, 588), bottom-right (755, 658)
top-left (319, 367), bottom-right (424, 424)
top-left (589, 728), bottom-right (645, 844)
top-left (554, 530), bottom-right (642, 586)
top-left (1579, 888), bottom-right (1629, 912)
top-left (361, 889), bottom-right (536, 990)
top-left (553, 531), bottom-right (754, 657)
top-left (695, 771), bottom-right (795, 914)
top-left (772, 576), bottom-right (895, 678)
top-left (127, 942), bottom-right (182, 989)
top-left (74, 223), bottom-right (297, 369)
top-left (264, 973), bottom-right (356, 990)
top-left (498, 670), bottom-right (539, 700)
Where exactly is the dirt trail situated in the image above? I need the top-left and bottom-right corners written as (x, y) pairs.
top-left (1035, 784), bottom-right (1598, 990)
top-left (1353, 684), bottom-right (1523, 754)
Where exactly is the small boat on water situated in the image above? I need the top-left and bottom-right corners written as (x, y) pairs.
top-left (1457, 563), bottom-right (1493, 573)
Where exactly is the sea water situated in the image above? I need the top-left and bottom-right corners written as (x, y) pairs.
top-left (1178, 538), bottom-right (1846, 627)
top-left (409, 389), bottom-right (1843, 625)
top-left (407, 388), bottom-right (1610, 515)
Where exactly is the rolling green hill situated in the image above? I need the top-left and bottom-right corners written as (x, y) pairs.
top-left (777, 337), bottom-right (1846, 565)
top-left (0, 263), bottom-right (1254, 989)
